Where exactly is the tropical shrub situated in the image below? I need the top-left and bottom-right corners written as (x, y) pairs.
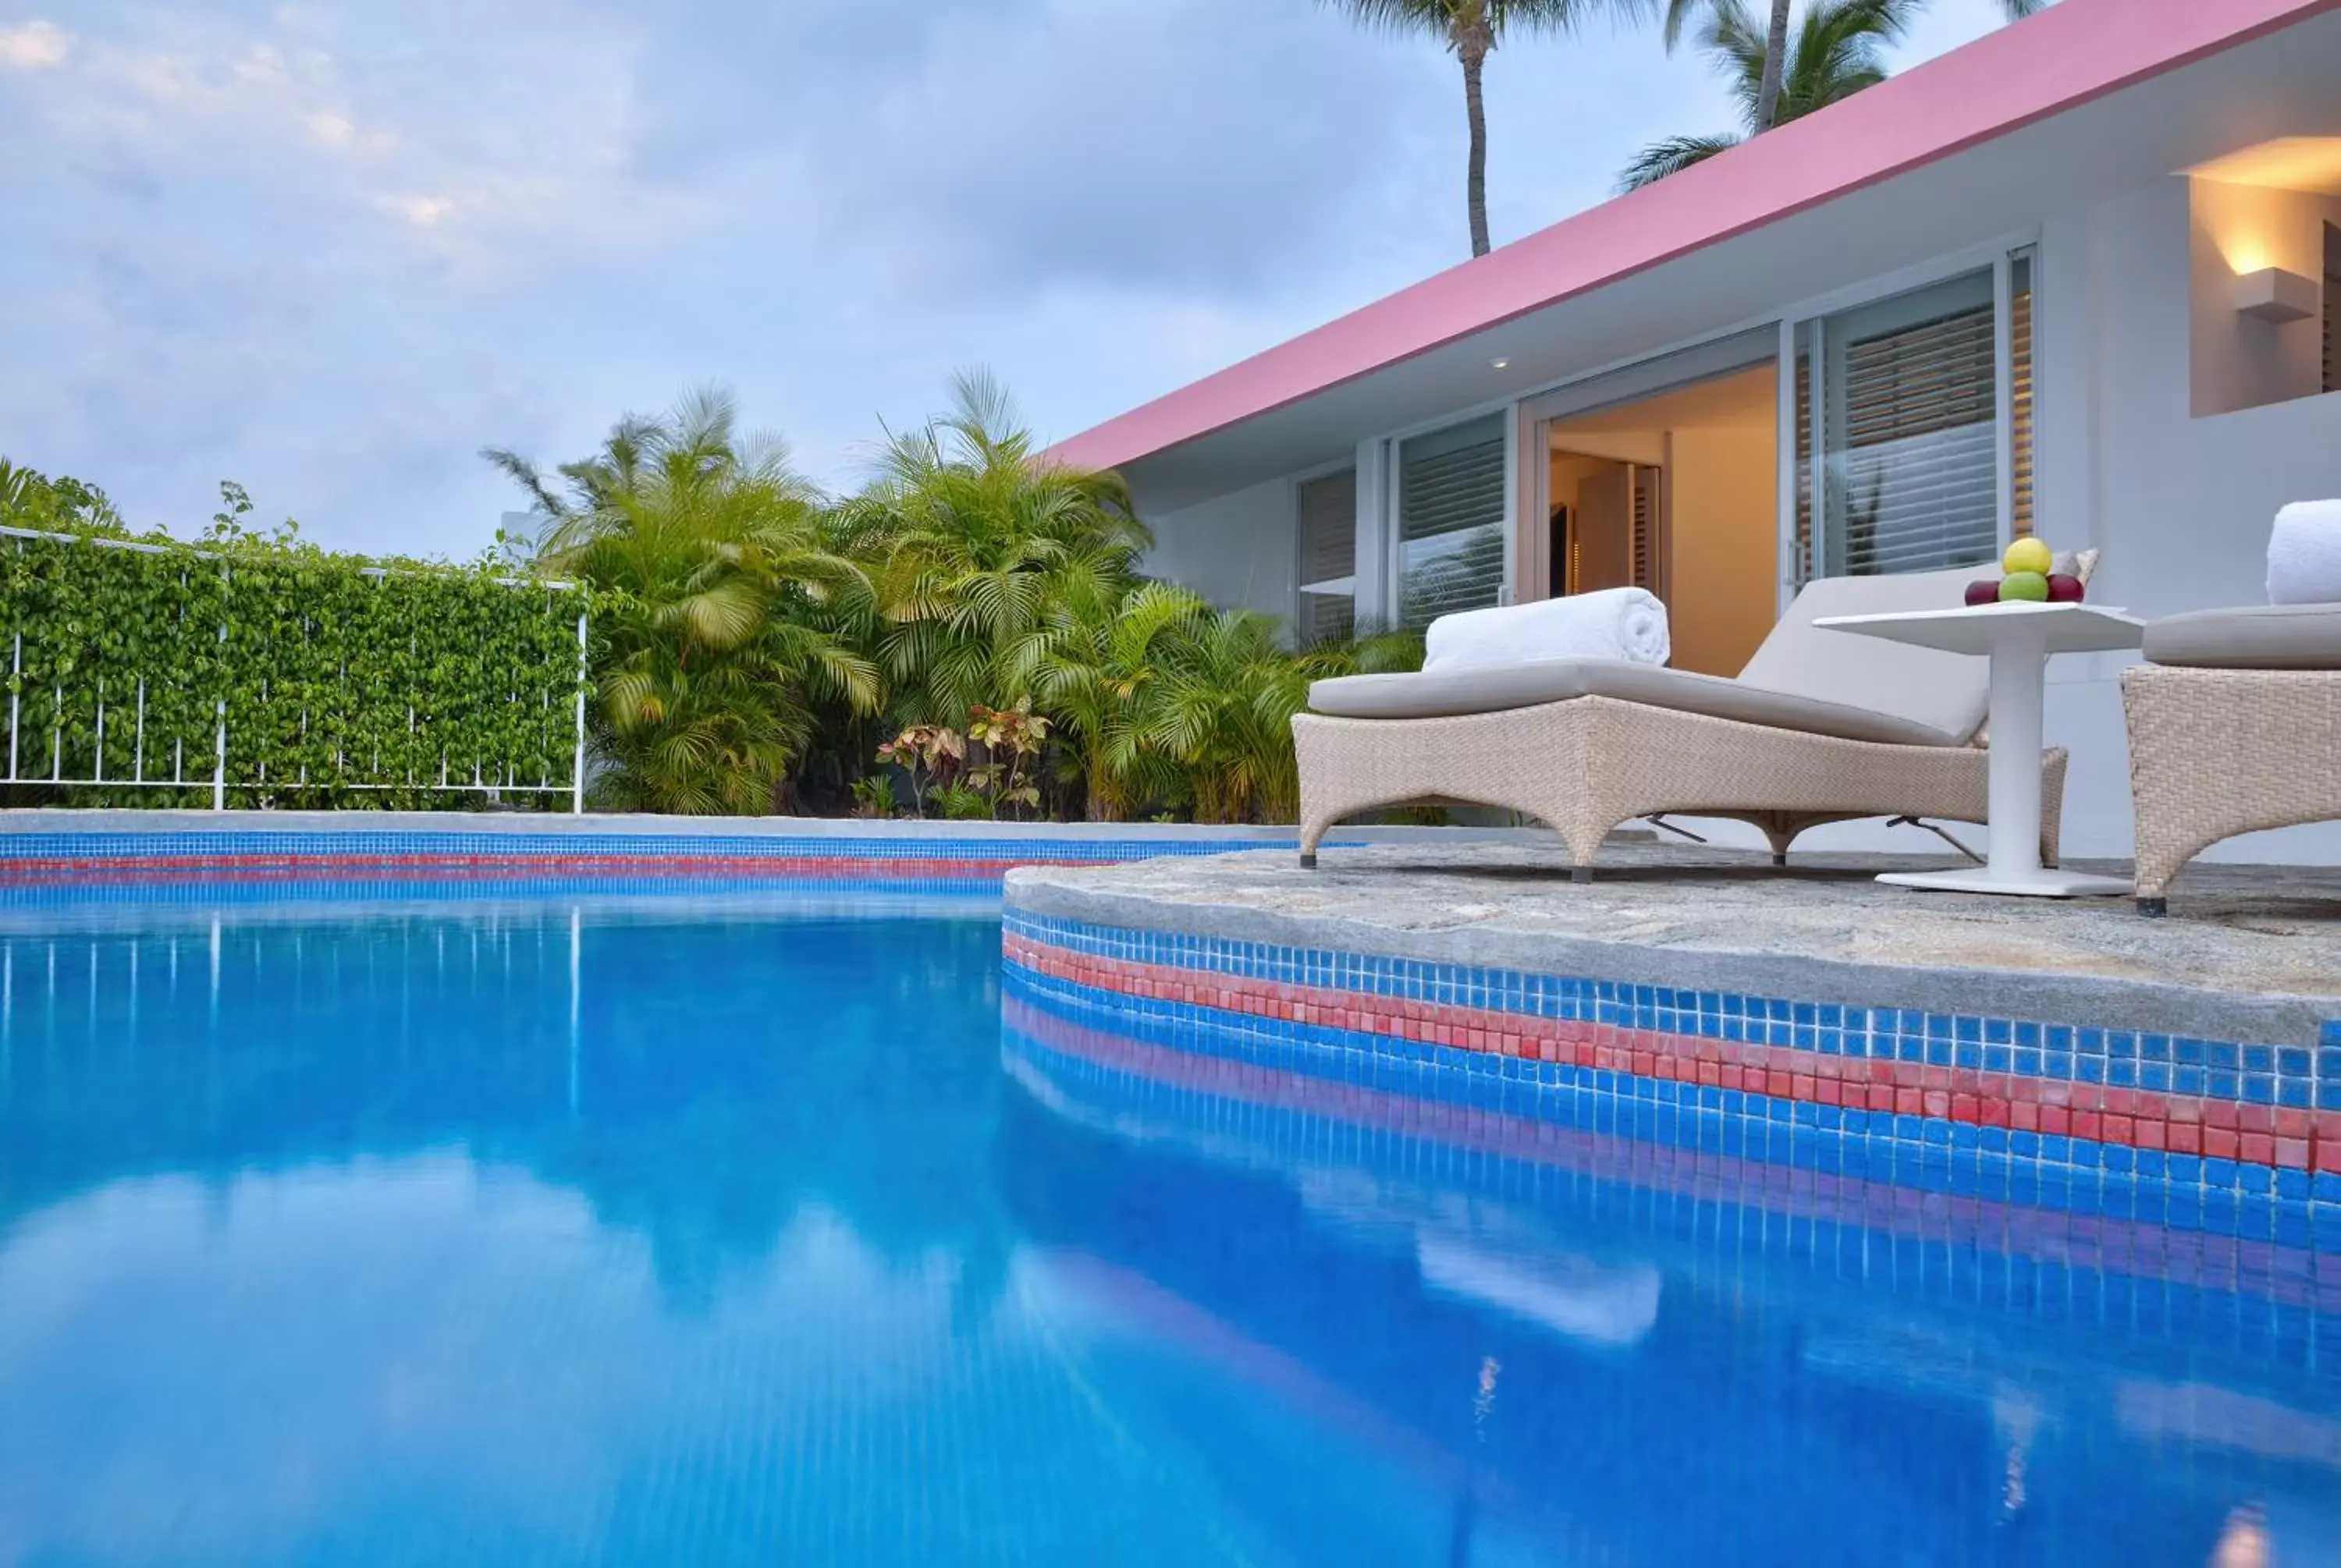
top-left (874, 722), bottom-right (965, 817)
top-left (829, 371), bottom-right (1149, 731)
top-left (1011, 577), bottom-right (1210, 821)
top-left (499, 374), bottom-right (1427, 824)
top-left (848, 774), bottom-right (901, 819)
top-left (932, 782), bottom-right (993, 821)
top-left (965, 699), bottom-right (1050, 818)
top-left (487, 390), bottom-right (879, 814)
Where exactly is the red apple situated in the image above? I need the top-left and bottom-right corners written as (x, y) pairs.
top-left (2045, 573), bottom-right (2085, 603)
top-left (1964, 579), bottom-right (2001, 607)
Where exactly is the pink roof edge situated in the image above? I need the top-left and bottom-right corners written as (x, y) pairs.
top-left (1047, 0), bottom-right (2338, 474)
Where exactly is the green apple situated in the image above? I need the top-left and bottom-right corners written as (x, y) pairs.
top-left (1998, 571), bottom-right (2050, 602)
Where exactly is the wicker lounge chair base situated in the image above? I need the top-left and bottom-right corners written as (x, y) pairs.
top-left (1295, 696), bottom-right (2066, 875)
top-left (2122, 664), bottom-right (2341, 913)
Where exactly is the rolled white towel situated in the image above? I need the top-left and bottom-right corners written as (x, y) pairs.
top-left (2267, 501), bottom-right (2341, 605)
top-left (1424, 587), bottom-right (1670, 673)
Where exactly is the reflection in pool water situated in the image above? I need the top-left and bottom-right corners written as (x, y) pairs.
top-left (0, 894), bottom-right (2333, 1566)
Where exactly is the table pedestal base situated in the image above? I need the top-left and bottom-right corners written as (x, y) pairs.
top-left (1875, 867), bottom-right (2132, 899)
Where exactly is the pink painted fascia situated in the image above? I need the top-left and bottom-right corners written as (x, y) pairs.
top-left (1048, 0), bottom-right (2341, 474)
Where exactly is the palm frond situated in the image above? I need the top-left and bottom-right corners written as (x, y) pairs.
top-left (478, 446), bottom-right (570, 520)
top-left (1618, 131), bottom-right (1742, 190)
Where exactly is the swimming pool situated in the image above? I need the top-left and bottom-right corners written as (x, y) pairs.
top-left (2, 889), bottom-right (2336, 1566)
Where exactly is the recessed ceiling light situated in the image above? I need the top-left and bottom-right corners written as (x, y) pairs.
top-left (1490, 357), bottom-right (1511, 371)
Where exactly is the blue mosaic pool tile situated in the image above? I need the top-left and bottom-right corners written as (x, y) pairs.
top-left (1004, 909), bottom-right (2341, 1241)
top-left (1004, 963), bottom-right (2341, 1257)
top-left (1003, 908), bottom-right (2339, 1113)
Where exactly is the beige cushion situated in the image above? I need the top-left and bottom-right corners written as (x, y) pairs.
top-left (2143, 604), bottom-right (2341, 670)
top-left (1305, 657), bottom-right (1962, 747)
top-left (1735, 565), bottom-right (1991, 742)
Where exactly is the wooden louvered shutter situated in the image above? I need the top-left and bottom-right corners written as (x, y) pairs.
top-left (1794, 335), bottom-right (1816, 586)
top-left (1629, 465), bottom-right (1663, 599)
top-left (2324, 223), bottom-right (2339, 396)
top-left (2009, 253), bottom-right (2035, 538)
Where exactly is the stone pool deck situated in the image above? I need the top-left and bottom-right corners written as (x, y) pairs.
top-left (1005, 841), bottom-right (2341, 1050)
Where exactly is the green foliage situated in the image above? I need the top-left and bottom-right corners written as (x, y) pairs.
top-left (1011, 577), bottom-right (1208, 821)
top-left (829, 371), bottom-right (1148, 729)
top-left (1621, 0), bottom-right (1919, 188)
top-left (498, 374), bottom-right (1426, 825)
top-left (0, 465), bottom-right (583, 807)
top-left (932, 782), bottom-right (993, 821)
top-left (1622, 0), bottom-right (2041, 190)
top-left (489, 389), bottom-right (879, 814)
top-left (15, 366), bottom-right (1431, 825)
top-left (848, 773), bottom-right (900, 819)
top-left (0, 460), bottom-right (130, 536)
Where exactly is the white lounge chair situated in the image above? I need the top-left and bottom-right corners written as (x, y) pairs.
top-left (1295, 565), bottom-right (2066, 877)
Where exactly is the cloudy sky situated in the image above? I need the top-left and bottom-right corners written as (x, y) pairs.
top-left (1, 0), bottom-right (2022, 557)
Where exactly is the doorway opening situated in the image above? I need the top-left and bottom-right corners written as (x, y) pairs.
top-left (1539, 360), bottom-right (1778, 677)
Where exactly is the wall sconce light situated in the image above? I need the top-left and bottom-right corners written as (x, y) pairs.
top-left (2232, 266), bottom-right (2319, 322)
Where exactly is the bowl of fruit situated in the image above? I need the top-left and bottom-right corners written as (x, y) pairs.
top-left (1965, 537), bottom-right (2083, 607)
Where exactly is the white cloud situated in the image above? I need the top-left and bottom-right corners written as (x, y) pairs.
top-left (382, 193), bottom-right (452, 227)
top-left (0, 0), bottom-right (2045, 560)
top-left (0, 18), bottom-right (68, 69)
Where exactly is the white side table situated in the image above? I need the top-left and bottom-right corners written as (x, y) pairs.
top-left (1815, 601), bottom-right (2144, 897)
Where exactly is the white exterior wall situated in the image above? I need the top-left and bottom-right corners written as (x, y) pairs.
top-left (1139, 475), bottom-right (1298, 624)
top-left (2033, 176), bottom-right (2341, 866)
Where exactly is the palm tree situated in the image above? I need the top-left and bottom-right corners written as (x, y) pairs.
top-left (485, 388), bottom-right (880, 813)
top-left (1647, 0), bottom-right (2047, 171)
top-left (832, 370), bottom-right (1149, 729)
top-left (1620, 0), bottom-right (1917, 190)
top-left (1323, 0), bottom-right (1632, 257)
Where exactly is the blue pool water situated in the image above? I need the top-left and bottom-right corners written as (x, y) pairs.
top-left (2, 891), bottom-right (2336, 1566)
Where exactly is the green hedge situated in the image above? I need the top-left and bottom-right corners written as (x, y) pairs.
top-left (0, 530), bottom-right (586, 808)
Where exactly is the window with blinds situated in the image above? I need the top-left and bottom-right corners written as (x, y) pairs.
top-left (1802, 265), bottom-right (2026, 580)
top-left (1295, 468), bottom-right (1356, 645)
top-left (1396, 413), bottom-right (1506, 628)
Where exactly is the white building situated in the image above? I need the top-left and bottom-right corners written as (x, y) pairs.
top-left (1050, 0), bottom-right (2341, 865)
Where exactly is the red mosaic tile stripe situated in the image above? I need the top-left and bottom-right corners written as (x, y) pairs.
top-left (0, 853), bottom-right (1096, 885)
top-left (1002, 933), bottom-right (2341, 1176)
top-left (1003, 992), bottom-right (2341, 1311)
